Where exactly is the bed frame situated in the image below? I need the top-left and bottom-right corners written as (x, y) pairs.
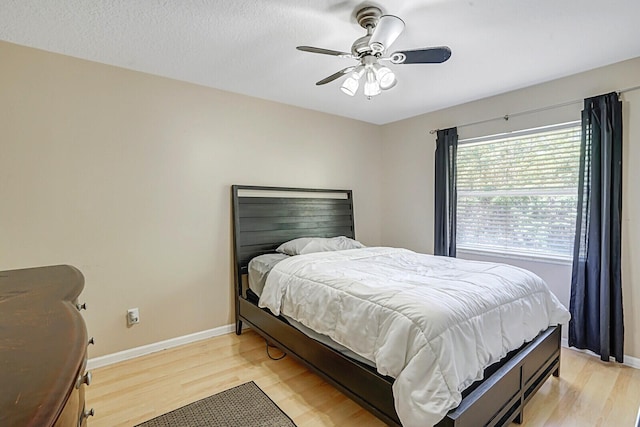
top-left (232, 185), bottom-right (561, 427)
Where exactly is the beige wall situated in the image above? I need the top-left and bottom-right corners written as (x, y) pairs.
top-left (3, 38), bottom-right (639, 362)
top-left (0, 41), bottom-right (382, 357)
top-left (380, 57), bottom-right (640, 360)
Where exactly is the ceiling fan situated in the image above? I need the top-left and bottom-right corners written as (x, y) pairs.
top-left (297, 6), bottom-right (451, 99)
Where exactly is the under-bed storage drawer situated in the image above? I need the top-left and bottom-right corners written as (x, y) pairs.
top-left (522, 326), bottom-right (560, 384)
top-left (522, 326), bottom-right (560, 405)
top-left (448, 365), bottom-right (520, 427)
top-left (446, 327), bottom-right (560, 427)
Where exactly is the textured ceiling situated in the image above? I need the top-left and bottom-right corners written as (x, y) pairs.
top-left (2, 0), bottom-right (640, 124)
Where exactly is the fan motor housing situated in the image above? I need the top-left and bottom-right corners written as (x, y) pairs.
top-left (351, 35), bottom-right (373, 56)
top-left (352, 6), bottom-right (383, 56)
top-left (355, 6), bottom-right (382, 29)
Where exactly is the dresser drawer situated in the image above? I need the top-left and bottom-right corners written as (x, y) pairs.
top-left (53, 385), bottom-right (82, 427)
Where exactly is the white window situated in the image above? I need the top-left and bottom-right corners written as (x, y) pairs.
top-left (456, 122), bottom-right (581, 260)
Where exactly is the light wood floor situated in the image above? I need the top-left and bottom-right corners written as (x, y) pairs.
top-left (86, 330), bottom-right (640, 427)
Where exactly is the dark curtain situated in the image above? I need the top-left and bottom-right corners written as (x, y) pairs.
top-left (569, 92), bottom-right (624, 362)
top-left (434, 127), bottom-right (458, 257)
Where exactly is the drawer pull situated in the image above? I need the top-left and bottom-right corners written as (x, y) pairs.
top-left (81, 407), bottom-right (95, 421)
top-left (76, 371), bottom-right (92, 388)
top-left (88, 337), bottom-right (95, 346)
top-left (76, 302), bottom-right (87, 311)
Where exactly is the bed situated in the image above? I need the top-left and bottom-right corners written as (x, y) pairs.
top-left (232, 185), bottom-right (567, 426)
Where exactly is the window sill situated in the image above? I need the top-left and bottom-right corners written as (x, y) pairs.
top-left (457, 247), bottom-right (573, 266)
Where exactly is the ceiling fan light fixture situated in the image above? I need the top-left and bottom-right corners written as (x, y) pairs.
top-left (376, 66), bottom-right (397, 90)
top-left (352, 64), bottom-right (365, 79)
top-left (363, 80), bottom-right (381, 98)
top-left (341, 76), bottom-right (359, 96)
top-left (363, 69), bottom-right (381, 98)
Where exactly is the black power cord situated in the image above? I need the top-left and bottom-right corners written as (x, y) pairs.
top-left (265, 340), bottom-right (286, 360)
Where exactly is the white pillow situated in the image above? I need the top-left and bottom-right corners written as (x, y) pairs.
top-left (276, 236), bottom-right (365, 256)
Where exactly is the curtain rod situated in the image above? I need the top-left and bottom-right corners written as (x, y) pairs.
top-left (428, 84), bottom-right (640, 135)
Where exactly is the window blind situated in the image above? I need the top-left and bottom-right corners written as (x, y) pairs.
top-left (456, 123), bottom-right (581, 259)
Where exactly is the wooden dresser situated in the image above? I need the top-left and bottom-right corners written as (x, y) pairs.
top-left (0, 265), bottom-right (94, 426)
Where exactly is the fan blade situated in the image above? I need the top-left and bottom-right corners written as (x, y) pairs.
top-left (297, 46), bottom-right (353, 58)
top-left (315, 67), bottom-right (356, 85)
top-left (369, 15), bottom-right (405, 53)
top-left (391, 47), bottom-right (452, 64)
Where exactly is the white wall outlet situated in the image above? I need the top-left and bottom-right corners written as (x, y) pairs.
top-left (127, 308), bottom-right (140, 326)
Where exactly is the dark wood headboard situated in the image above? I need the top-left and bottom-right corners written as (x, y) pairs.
top-left (231, 185), bottom-right (355, 277)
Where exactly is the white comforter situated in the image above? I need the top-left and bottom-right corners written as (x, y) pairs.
top-left (259, 247), bottom-right (570, 427)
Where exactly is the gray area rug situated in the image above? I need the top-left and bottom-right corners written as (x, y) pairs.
top-left (135, 381), bottom-right (297, 427)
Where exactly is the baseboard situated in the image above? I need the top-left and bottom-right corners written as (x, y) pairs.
top-left (561, 338), bottom-right (640, 369)
top-left (87, 323), bottom-right (236, 370)
top-left (88, 326), bottom-right (639, 371)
